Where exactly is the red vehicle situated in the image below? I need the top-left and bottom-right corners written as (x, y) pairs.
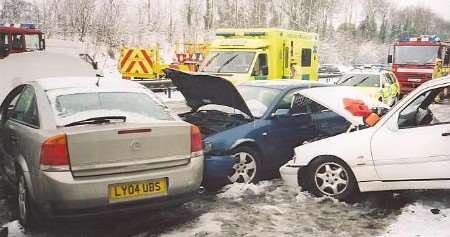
top-left (0, 24), bottom-right (45, 58)
top-left (388, 35), bottom-right (450, 95)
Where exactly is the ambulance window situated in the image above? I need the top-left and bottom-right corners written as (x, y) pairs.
top-left (284, 47), bottom-right (289, 68)
top-left (252, 54), bottom-right (268, 76)
top-left (301, 48), bottom-right (312, 67)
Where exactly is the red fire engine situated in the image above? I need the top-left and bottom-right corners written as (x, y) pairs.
top-left (388, 35), bottom-right (450, 95)
top-left (0, 23), bottom-right (45, 58)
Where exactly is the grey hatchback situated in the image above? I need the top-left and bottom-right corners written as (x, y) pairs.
top-left (0, 77), bottom-right (203, 228)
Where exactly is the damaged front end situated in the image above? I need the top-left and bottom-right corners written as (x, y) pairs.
top-left (164, 68), bottom-right (254, 138)
top-left (181, 110), bottom-right (252, 138)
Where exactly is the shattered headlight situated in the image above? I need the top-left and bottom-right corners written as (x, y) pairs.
top-left (203, 142), bottom-right (213, 154)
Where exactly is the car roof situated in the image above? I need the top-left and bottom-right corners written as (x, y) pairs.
top-left (0, 51), bottom-right (98, 102)
top-left (239, 80), bottom-right (330, 91)
top-left (345, 69), bottom-right (390, 75)
top-left (421, 75), bottom-right (450, 88)
top-left (34, 77), bottom-right (145, 91)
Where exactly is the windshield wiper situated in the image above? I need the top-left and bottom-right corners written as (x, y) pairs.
top-left (353, 76), bottom-right (370, 87)
top-left (218, 54), bottom-right (239, 73)
top-left (200, 53), bottom-right (220, 72)
top-left (338, 76), bottom-right (354, 85)
top-left (64, 116), bottom-right (127, 127)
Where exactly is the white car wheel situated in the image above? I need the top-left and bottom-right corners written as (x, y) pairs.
top-left (314, 162), bottom-right (349, 196)
top-left (306, 156), bottom-right (359, 201)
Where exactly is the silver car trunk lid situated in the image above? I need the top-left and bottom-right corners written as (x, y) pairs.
top-left (64, 121), bottom-right (191, 177)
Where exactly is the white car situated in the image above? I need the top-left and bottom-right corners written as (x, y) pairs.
top-left (280, 76), bottom-right (450, 201)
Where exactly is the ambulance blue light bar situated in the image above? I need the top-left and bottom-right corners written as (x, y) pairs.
top-left (399, 35), bottom-right (440, 42)
top-left (20, 23), bottom-right (36, 29)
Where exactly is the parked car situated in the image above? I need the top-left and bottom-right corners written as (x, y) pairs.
top-left (165, 69), bottom-right (355, 189)
top-left (318, 64), bottom-right (346, 84)
top-left (0, 77), bottom-right (203, 228)
top-left (337, 69), bottom-right (400, 106)
top-left (280, 76), bottom-right (450, 201)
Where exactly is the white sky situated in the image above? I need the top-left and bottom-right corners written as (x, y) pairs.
top-left (397, 0), bottom-right (450, 20)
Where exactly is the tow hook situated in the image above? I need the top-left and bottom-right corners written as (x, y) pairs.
top-left (198, 186), bottom-right (206, 194)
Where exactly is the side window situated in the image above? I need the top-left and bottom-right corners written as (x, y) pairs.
top-left (12, 34), bottom-right (23, 50)
top-left (398, 87), bottom-right (449, 128)
top-left (301, 48), bottom-right (312, 67)
top-left (290, 94), bottom-right (311, 115)
top-left (252, 54), bottom-right (268, 76)
top-left (0, 33), bottom-right (8, 56)
top-left (275, 91), bottom-right (296, 110)
top-left (444, 48), bottom-right (450, 66)
top-left (11, 86), bottom-right (39, 127)
top-left (0, 33), bottom-right (7, 46)
top-left (310, 101), bottom-right (329, 113)
top-left (385, 73), bottom-right (394, 84)
top-left (1, 93), bottom-right (20, 124)
top-left (284, 47), bottom-right (289, 69)
top-left (275, 91), bottom-right (310, 114)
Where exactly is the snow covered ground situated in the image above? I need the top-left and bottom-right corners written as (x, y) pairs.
top-left (2, 179), bottom-right (450, 237)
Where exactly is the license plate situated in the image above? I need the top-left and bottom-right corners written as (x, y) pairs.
top-left (108, 178), bottom-right (167, 202)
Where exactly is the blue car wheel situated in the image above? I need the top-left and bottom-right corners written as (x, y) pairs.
top-left (228, 146), bottom-right (261, 184)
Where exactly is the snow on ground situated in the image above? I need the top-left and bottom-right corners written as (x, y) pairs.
top-left (381, 203), bottom-right (450, 237)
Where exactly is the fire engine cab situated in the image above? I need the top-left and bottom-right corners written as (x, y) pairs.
top-left (388, 35), bottom-right (450, 95)
top-left (0, 23), bottom-right (45, 58)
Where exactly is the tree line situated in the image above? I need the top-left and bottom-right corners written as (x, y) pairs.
top-left (1, 0), bottom-right (449, 64)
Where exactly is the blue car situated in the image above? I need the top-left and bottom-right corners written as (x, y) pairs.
top-left (166, 69), bottom-right (351, 189)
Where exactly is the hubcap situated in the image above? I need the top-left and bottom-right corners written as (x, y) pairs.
top-left (228, 152), bottom-right (257, 183)
top-left (314, 162), bottom-right (348, 196)
top-left (18, 176), bottom-right (27, 222)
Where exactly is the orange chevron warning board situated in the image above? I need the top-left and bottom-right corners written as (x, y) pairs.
top-left (119, 48), bottom-right (165, 79)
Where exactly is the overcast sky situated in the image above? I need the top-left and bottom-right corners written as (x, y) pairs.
top-left (397, 0), bottom-right (450, 20)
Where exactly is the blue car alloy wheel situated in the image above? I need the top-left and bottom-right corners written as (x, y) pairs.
top-left (228, 146), bottom-right (261, 184)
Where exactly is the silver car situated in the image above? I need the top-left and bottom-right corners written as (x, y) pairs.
top-left (0, 77), bottom-right (203, 228)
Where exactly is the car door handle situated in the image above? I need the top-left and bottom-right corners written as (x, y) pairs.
top-left (442, 132), bottom-right (450, 137)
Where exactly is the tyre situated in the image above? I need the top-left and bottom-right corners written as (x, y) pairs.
top-left (227, 146), bottom-right (261, 184)
top-left (305, 156), bottom-right (358, 201)
top-left (17, 172), bottom-right (36, 228)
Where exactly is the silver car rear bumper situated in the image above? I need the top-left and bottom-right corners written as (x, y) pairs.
top-left (35, 156), bottom-right (203, 217)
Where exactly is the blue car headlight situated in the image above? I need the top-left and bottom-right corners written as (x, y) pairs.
top-left (203, 142), bottom-right (213, 154)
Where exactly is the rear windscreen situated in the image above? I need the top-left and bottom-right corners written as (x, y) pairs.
top-left (49, 91), bottom-right (174, 125)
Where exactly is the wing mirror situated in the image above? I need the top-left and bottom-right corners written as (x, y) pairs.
top-left (6, 105), bottom-right (15, 119)
top-left (387, 55), bottom-right (393, 64)
top-left (272, 109), bottom-right (290, 118)
top-left (261, 66), bottom-right (269, 76)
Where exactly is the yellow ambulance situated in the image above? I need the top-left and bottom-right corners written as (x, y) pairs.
top-left (198, 28), bottom-right (319, 84)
